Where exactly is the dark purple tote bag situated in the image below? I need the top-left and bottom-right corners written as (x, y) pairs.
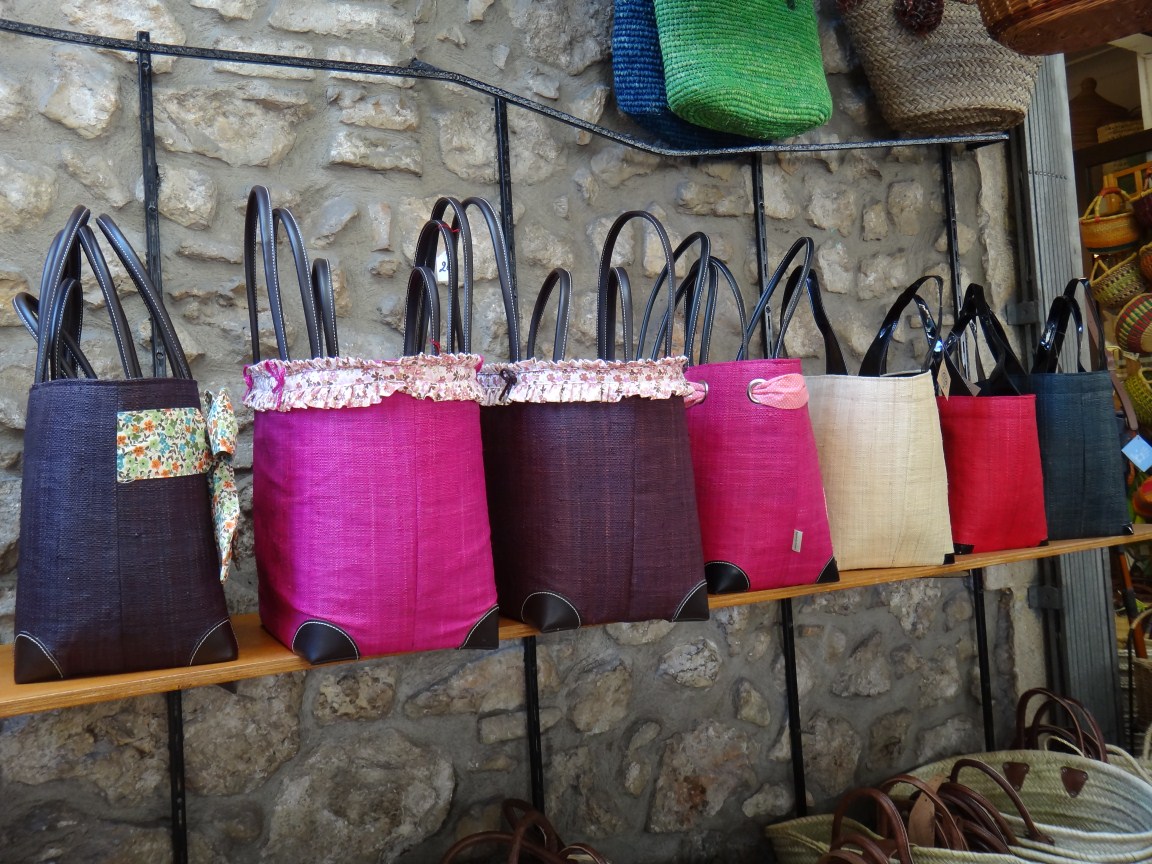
top-left (13, 205), bottom-right (237, 683)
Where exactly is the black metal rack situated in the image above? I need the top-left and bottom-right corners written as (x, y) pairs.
top-left (0, 16), bottom-right (1012, 863)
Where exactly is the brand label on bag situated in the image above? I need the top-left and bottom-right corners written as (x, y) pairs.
top-left (1123, 435), bottom-right (1152, 471)
top-left (792, 530), bottom-right (803, 553)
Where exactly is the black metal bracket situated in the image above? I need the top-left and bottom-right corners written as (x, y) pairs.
top-left (135, 30), bottom-right (166, 377)
top-left (522, 637), bottom-right (545, 812)
top-left (165, 691), bottom-right (188, 864)
top-left (970, 569), bottom-right (997, 751)
top-left (780, 599), bottom-right (807, 817)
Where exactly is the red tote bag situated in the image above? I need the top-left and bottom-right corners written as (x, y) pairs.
top-left (667, 237), bottom-right (837, 592)
top-left (934, 283), bottom-right (1048, 554)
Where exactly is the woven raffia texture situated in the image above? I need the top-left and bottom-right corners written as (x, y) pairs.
top-left (841, 0), bottom-right (1040, 134)
top-left (1019, 370), bottom-right (1132, 539)
top-left (611, 0), bottom-right (758, 148)
top-left (683, 358), bottom-right (836, 591)
top-left (1125, 367), bottom-right (1152, 428)
top-left (937, 394), bottom-right (1048, 553)
top-left (910, 750), bottom-right (1152, 861)
top-left (652, 0), bottom-right (832, 140)
top-left (17, 378), bottom-right (231, 680)
top-left (1132, 188), bottom-right (1152, 231)
top-left (252, 373), bottom-right (498, 657)
top-left (978, 0), bottom-right (1152, 55)
top-left (480, 393), bottom-right (707, 630)
top-left (806, 372), bottom-right (953, 571)
top-left (1090, 254), bottom-right (1144, 310)
top-left (1140, 243), bottom-right (1152, 285)
top-left (1080, 189), bottom-right (1140, 254)
top-left (1114, 293), bottom-right (1152, 354)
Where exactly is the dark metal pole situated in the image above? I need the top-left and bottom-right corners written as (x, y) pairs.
top-left (971, 569), bottom-right (997, 750)
top-left (780, 599), bottom-right (807, 816)
top-left (522, 637), bottom-right (546, 812)
top-left (940, 144), bottom-right (969, 372)
top-left (165, 691), bottom-right (188, 864)
top-left (750, 152), bottom-right (773, 357)
top-left (135, 30), bottom-right (166, 377)
top-left (494, 96), bottom-right (518, 305)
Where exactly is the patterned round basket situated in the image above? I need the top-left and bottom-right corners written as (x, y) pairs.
top-left (1115, 293), bottom-right (1152, 354)
top-left (976, 0), bottom-right (1152, 55)
top-left (1140, 241), bottom-right (1152, 284)
top-left (1091, 253), bottom-right (1145, 310)
top-left (1134, 188), bottom-right (1152, 231)
top-left (1125, 365), bottom-right (1152, 428)
top-left (1080, 187), bottom-right (1140, 254)
top-left (838, 0), bottom-right (1040, 135)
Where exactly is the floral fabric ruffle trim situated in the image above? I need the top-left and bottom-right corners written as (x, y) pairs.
top-left (478, 357), bottom-right (693, 406)
top-left (244, 354), bottom-right (486, 412)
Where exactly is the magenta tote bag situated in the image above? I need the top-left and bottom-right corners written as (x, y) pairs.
top-left (677, 239), bottom-right (838, 593)
top-left (243, 187), bottom-right (498, 664)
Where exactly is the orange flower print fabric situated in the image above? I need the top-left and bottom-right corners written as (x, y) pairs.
top-left (115, 391), bottom-right (239, 583)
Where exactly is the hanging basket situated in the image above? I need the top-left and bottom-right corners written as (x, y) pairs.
top-left (1114, 293), bottom-right (1152, 354)
top-left (1139, 241), bottom-right (1152, 285)
top-left (976, 0), bottom-right (1152, 56)
top-left (1091, 254), bottom-right (1145, 310)
top-left (838, 0), bottom-right (1041, 135)
top-left (1124, 365), bottom-right (1152, 428)
top-left (1080, 187), bottom-right (1141, 254)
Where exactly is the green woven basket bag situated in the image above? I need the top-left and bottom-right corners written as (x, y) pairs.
top-left (652, 0), bottom-right (832, 140)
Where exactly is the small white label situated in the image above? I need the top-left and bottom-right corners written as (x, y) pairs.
top-left (936, 361), bottom-right (951, 400)
top-left (792, 530), bottom-right (803, 553)
top-left (435, 250), bottom-right (450, 284)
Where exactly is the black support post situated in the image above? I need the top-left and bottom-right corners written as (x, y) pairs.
top-left (522, 636), bottom-right (546, 812)
top-left (970, 568), bottom-right (997, 750)
top-left (940, 144), bottom-right (969, 372)
top-left (135, 30), bottom-right (166, 377)
top-left (780, 599), bottom-right (807, 816)
top-left (165, 691), bottom-right (188, 864)
top-left (493, 96), bottom-right (518, 305)
top-left (750, 152), bottom-right (773, 357)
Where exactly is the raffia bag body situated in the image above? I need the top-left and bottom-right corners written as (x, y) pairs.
top-left (840, 0), bottom-right (1040, 135)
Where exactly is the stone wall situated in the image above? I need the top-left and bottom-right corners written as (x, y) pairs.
top-left (0, 1), bottom-right (1038, 862)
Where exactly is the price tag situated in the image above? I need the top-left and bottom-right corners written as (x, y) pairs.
top-left (435, 250), bottom-right (450, 284)
top-left (936, 361), bottom-right (951, 400)
top-left (1123, 435), bottom-right (1152, 471)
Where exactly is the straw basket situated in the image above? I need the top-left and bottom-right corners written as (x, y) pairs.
top-left (1132, 188), bottom-right (1152, 231)
top-left (1090, 254), bottom-right (1144, 310)
top-left (1139, 242), bottom-right (1152, 285)
top-left (1080, 187), bottom-right (1140, 254)
top-left (839, 0), bottom-right (1040, 135)
top-left (976, 0), bottom-right (1152, 55)
top-left (1129, 609), bottom-right (1152, 740)
top-left (1124, 365), bottom-right (1152, 428)
top-left (1114, 293), bottom-right (1152, 354)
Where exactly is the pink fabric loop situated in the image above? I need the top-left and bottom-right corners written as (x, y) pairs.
top-left (747, 373), bottom-right (808, 409)
top-left (684, 380), bottom-right (709, 408)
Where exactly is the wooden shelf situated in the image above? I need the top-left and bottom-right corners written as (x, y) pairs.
top-left (2, 525), bottom-right (1149, 720)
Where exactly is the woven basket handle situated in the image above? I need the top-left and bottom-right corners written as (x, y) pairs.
top-left (948, 757), bottom-right (1054, 844)
top-left (737, 236), bottom-right (815, 362)
top-left (1083, 186), bottom-right (1132, 220)
top-left (597, 211), bottom-right (676, 361)
top-left (937, 781), bottom-right (1017, 850)
top-left (859, 276), bottom-right (944, 378)
top-left (526, 267), bottom-right (573, 361)
top-left (878, 774), bottom-right (967, 851)
top-left (831, 787), bottom-right (913, 864)
top-left (1015, 686), bottom-right (1109, 763)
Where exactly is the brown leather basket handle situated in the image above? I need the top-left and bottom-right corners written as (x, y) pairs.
top-left (949, 757), bottom-right (1055, 844)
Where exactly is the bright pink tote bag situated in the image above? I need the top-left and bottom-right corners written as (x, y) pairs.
top-left (243, 187), bottom-right (498, 663)
top-left (677, 238), bottom-right (837, 593)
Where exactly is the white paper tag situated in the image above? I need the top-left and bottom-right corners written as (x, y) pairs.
top-left (792, 530), bottom-right (803, 553)
top-left (1123, 435), bottom-right (1152, 471)
top-left (936, 361), bottom-right (951, 400)
top-left (435, 250), bottom-right (450, 284)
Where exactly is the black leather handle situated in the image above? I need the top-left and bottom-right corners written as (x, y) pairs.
top-left (1033, 278), bottom-right (1102, 375)
top-left (94, 214), bottom-right (193, 380)
top-left (739, 237), bottom-right (816, 362)
top-left (597, 211), bottom-right (676, 361)
top-left (526, 268), bottom-right (572, 361)
top-left (34, 205), bottom-right (90, 384)
top-left (14, 292), bottom-right (96, 379)
top-left (859, 275), bottom-right (944, 379)
top-left (271, 206), bottom-right (323, 359)
top-left (243, 185), bottom-right (288, 362)
top-left (311, 257), bottom-right (339, 358)
top-left (942, 283), bottom-right (1025, 397)
top-left (600, 266), bottom-right (634, 362)
top-left (402, 266), bottom-right (442, 357)
top-left (461, 196), bottom-right (520, 360)
top-left (75, 225), bottom-right (142, 379)
top-left (774, 269), bottom-right (849, 374)
top-left (637, 232), bottom-right (711, 361)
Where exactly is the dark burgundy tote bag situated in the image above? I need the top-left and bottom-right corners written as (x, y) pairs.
top-left (13, 205), bottom-right (237, 683)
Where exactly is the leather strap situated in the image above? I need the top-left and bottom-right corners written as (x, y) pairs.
top-left (739, 236), bottom-right (815, 362)
top-left (526, 267), bottom-right (572, 361)
top-left (94, 214), bottom-right (193, 380)
top-left (11, 293), bottom-right (96, 379)
top-left (270, 206), bottom-right (323, 359)
top-left (831, 787), bottom-right (913, 864)
top-left (597, 211), bottom-right (676, 361)
top-left (636, 231), bottom-right (710, 361)
top-left (859, 276), bottom-right (945, 379)
top-left (647, 256), bottom-right (748, 366)
top-left (311, 257), bottom-right (339, 357)
top-left (39, 226), bottom-right (84, 379)
top-left (878, 774), bottom-right (966, 851)
top-left (243, 185), bottom-right (288, 362)
top-left (600, 266), bottom-right (634, 361)
top-left (75, 225), bottom-right (142, 378)
top-left (943, 283), bottom-right (1026, 397)
top-left (402, 266), bottom-right (442, 357)
top-left (774, 268), bottom-right (848, 374)
top-left (34, 205), bottom-right (90, 384)
top-left (948, 756), bottom-right (1055, 844)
